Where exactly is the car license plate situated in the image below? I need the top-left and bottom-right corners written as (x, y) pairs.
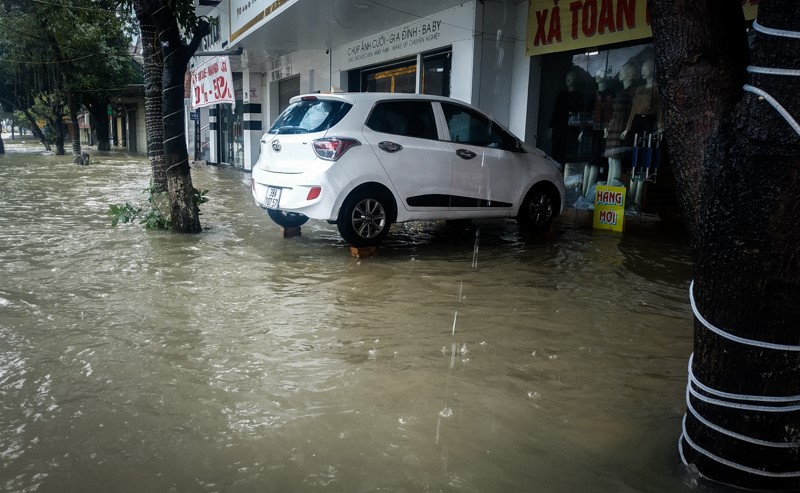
top-left (265, 187), bottom-right (281, 209)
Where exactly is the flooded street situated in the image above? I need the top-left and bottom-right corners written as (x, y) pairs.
top-left (1, 141), bottom-right (697, 492)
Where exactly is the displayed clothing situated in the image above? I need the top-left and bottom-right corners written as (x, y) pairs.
top-left (625, 83), bottom-right (663, 136)
top-left (550, 89), bottom-right (586, 163)
top-left (593, 90), bottom-right (614, 132)
top-left (591, 89), bottom-right (614, 160)
top-left (604, 86), bottom-right (635, 158)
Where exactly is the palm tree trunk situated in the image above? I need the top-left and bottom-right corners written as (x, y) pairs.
top-left (135, 7), bottom-right (167, 191)
top-left (140, 0), bottom-right (210, 233)
top-left (650, 0), bottom-right (800, 489)
top-left (67, 92), bottom-right (85, 164)
top-left (21, 109), bottom-right (50, 151)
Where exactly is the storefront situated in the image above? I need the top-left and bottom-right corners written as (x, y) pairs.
top-left (190, 54), bottom-right (245, 167)
top-left (353, 48), bottom-right (451, 96)
top-left (330, 3), bottom-right (477, 107)
top-left (207, 0), bottom-right (522, 171)
top-left (527, 0), bottom-right (758, 218)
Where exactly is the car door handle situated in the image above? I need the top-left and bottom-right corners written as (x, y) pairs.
top-left (456, 149), bottom-right (477, 160)
top-left (378, 141), bottom-right (403, 153)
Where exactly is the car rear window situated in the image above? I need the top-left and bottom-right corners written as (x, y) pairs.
top-left (268, 99), bottom-right (352, 134)
top-left (365, 101), bottom-right (438, 140)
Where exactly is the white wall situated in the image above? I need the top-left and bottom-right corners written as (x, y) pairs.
top-left (473, 1), bottom-right (516, 127)
top-left (450, 37), bottom-right (476, 104)
top-left (261, 49), bottom-right (331, 124)
top-left (508, 1), bottom-right (530, 140)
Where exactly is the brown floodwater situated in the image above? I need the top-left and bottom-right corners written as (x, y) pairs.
top-left (0, 139), bottom-right (700, 492)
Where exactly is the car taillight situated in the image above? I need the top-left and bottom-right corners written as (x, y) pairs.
top-left (307, 187), bottom-right (321, 200)
top-left (312, 138), bottom-right (360, 161)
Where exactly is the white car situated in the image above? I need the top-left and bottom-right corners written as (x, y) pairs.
top-left (251, 92), bottom-right (565, 247)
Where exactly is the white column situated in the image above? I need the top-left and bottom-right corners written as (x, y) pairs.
top-left (242, 68), bottom-right (264, 171)
top-left (209, 106), bottom-right (219, 164)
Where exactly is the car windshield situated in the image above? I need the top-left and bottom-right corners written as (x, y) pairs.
top-left (268, 99), bottom-right (352, 135)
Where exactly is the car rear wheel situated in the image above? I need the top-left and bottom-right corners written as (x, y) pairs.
top-left (267, 208), bottom-right (309, 228)
top-left (337, 188), bottom-right (394, 247)
top-left (517, 185), bottom-right (557, 232)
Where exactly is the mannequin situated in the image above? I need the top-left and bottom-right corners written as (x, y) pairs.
top-left (621, 59), bottom-right (662, 142)
top-left (603, 61), bottom-right (639, 187)
top-left (582, 70), bottom-right (615, 197)
top-left (549, 68), bottom-right (584, 165)
top-left (621, 58), bottom-right (663, 208)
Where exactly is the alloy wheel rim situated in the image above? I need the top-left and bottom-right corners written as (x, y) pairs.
top-left (352, 198), bottom-right (386, 239)
top-left (530, 193), bottom-right (553, 225)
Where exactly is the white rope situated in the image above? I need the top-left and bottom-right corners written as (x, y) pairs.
top-left (688, 354), bottom-right (800, 403)
top-left (688, 378), bottom-right (800, 413)
top-left (163, 132), bottom-right (186, 143)
top-left (681, 280), bottom-right (800, 478)
top-left (677, 434), bottom-right (689, 468)
top-left (689, 280), bottom-right (800, 351)
top-left (743, 85), bottom-right (800, 139)
top-left (166, 158), bottom-right (188, 173)
top-left (753, 19), bottom-right (800, 39)
top-left (163, 108), bottom-right (184, 119)
top-left (686, 394), bottom-right (800, 448)
top-left (748, 65), bottom-right (800, 78)
top-left (680, 419), bottom-right (800, 478)
top-left (742, 19), bottom-right (800, 138)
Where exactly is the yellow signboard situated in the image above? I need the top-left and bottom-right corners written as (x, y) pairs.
top-left (593, 185), bottom-right (626, 232)
top-left (527, 0), bottom-right (760, 56)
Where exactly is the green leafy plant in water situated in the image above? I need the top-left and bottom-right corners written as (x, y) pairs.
top-left (108, 182), bottom-right (209, 230)
top-left (107, 202), bottom-right (141, 227)
top-left (192, 187), bottom-right (209, 212)
top-left (142, 183), bottom-right (170, 229)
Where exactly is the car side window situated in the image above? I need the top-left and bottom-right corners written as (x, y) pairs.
top-left (441, 103), bottom-right (519, 151)
top-left (366, 101), bottom-right (438, 140)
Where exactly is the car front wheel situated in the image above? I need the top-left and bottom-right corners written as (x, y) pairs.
top-left (267, 208), bottom-right (309, 228)
top-left (517, 185), bottom-right (557, 232)
top-left (337, 188), bottom-right (394, 247)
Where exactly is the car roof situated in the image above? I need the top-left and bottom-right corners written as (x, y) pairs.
top-left (284, 92), bottom-right (553, 159)
top-left (288, 92), bottom-right (466, 107)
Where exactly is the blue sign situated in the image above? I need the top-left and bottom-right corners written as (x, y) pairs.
top-left (190, 112), bottom-right (199, 122)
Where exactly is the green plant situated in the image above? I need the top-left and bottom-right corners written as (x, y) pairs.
top-left (142, 183), bottom-right (170, 229)
top-left (108, 182), bottom-right (209, 230)
top-left (192, 187), bottom-right (209, 211)
top-left (107, 202), bottom-right (141, 227)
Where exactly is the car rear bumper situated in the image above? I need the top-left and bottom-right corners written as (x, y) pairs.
top-left (251, 167), bottom-right (339, 221)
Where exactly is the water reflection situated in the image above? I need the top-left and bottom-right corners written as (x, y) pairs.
top-left (0, 142), bottom-right (697, 492)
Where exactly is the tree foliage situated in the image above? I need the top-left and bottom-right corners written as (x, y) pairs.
top-left (0, 0), bottom-right (135, 154)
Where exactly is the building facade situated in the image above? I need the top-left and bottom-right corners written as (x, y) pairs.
top-left (191, 0), bottom-right (758, 218)
top-left (192, 0), bottom-right (529, 168)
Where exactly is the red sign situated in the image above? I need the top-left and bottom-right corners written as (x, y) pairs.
top-left (191, 56), bottom-right (235, 109)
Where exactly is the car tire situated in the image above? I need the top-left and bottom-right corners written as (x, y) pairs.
top-left (337, 187), bottom-right (394, 247)
top-left (517, 185), bottom-right (557, 232)
top-left (267, 208), bottom-right (309, 228)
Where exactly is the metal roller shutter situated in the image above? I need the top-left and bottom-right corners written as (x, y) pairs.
top-left (278, 75), bottom-right (301, 113)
